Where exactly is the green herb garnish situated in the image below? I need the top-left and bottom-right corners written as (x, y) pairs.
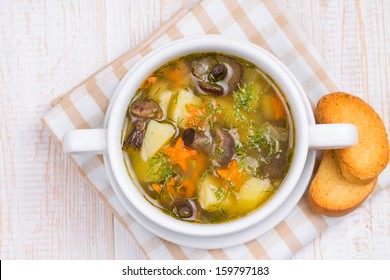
top-left (153, 86), bottom-right (161, 96)
top-left (248, 125), bottom-right (282, 161)
top-left (235, 141), bottom-right (249, 170)
top-left (187, 98), bottom-right (225, 130)
top-left (147, 151), bottom-right (177, 186)
top-left (233, 83), bottom-right (257, 118)
top-left (176, 117), bottom-right (184, 127)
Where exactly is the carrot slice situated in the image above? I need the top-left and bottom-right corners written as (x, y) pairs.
top-left (164, 138), bottom-right (197, 171)
top-left (217, 160), bottom-right (250, 189)
top-left (151, 177), bottom-right (175, 195)
top-left (181, 154), bottom-right (207, 197)
top-left (165, 177), bottom-right (176, 195)
top-left (271, 96), bottom-right (285, 120)
top-left (140, 76), bottom-right (157, 89)
top-left (186, 102), bottom-right (207, 129)
top-left (151, 183), bottom-right (162, 193)
top-left (166, 68), bottom-right (186, 88)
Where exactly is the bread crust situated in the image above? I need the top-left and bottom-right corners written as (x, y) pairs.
top-left (308, 192), bottom-right (367, 217)
top-left (308, 151), bottom-right (377, 217)
top-left (315, 92), bottom-right (389, 183)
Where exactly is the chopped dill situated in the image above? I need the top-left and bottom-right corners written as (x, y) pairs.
top-left (176, 117), bottom-right (184, 127)
top-left (147, 151), bottom-right (177, 186)
top-left (168, 192), bottom-right (175, 202)
top-left (234, 141), bottom-right (258, 177)
top-left (200, 166), bottom-right (216, 182)
top-left (235, 141), bottom-right (249, 170)
top-left (213, 187), bottom-right (229, 202)
top-left (173, 92), bottom-right (178, 104)
top-left (187, 98), bottom-right (225, 130)
top-left (233, 83), bottom-right (257, 118)
top-left (248, 126), bottom-right (282, 161)
top-left (153, 86), bottom-right (161, 96)
top-left (200, 169), bottom-right (209, 183)
top-left (190, 158), bottom-right (197, 168)
top-left (212, 181), bottom-right (236, 207)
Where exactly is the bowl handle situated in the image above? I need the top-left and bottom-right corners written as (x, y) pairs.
top-left (62, 129), bottom-right (107, 154)
top-left (308, 124), bottom-right (358, 149)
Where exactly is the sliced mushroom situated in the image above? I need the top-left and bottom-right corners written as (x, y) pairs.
top-left (129, 98), bottom-right (163, 119)
top-left (123, 119), bottom-right (148, 150)
top-left (159, 190), bottom-right (194, 219)
top-left (191, 56), bottom-right (243, 96)
top-left (171, 196), bottom-right (193, 218)
top-left (198, 81), bottom-right (224, 96)
top-left (259, 141), bottom-right (289, 179)
top-left (260, 156), bottom-right (287, 179)
top-left (182, 128), bottom-right (212, 154)
top-left (218, 56), bottom-right (243, 95)
top-left (191, 57), bottom-right (213, 79)
top-left (209, 63), bottom-right (227, 82)
top-left (212, 127), bottom-right (235, 167)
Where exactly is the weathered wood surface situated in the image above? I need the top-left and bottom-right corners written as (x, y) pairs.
top-left (0, 0), bottom-right (389, 259)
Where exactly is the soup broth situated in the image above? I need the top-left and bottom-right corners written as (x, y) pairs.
top-left (122, 52), bottom-right (294, 224)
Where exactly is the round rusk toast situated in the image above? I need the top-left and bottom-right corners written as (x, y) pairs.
top-left (308, 151), bottom-right (377, 217)
top-left (315, 92), bottom-right (389, 183)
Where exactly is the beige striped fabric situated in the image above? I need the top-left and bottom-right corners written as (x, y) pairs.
top-left (42, 0), bottom-right (390, 259)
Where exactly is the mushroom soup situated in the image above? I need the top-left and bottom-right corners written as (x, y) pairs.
top-left (122, 52), bottom-right (294, 223)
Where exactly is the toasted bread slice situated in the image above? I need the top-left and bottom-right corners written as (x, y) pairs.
top-left (315, 92), bottom-right (389, 183)
top-left (308, 151), bottom-right (377, 217)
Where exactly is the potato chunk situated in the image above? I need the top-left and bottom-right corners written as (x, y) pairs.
top-left (198, 175), bottom-right (221, 212)
top-left (235, 177), bottom-right (273, 213)
top-left (155, 90), bottom-right (173, 116)
top-left (140, 120), bottom-right (176, 161)
top-left (198, 175), bottom-right (234, 212)
top-left (168, 88), bottom-right (201, 128)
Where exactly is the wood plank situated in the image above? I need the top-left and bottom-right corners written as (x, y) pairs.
top-left (0, 0), bottom-right (389, 259)
top-left (280, 0), bottom-right (390, 259)
top-left (113, 217), bottom-right (146, 260)
top-left (0, 0), bottom-right (114, 259)
top-left (104, 0), bottom-right (200, 259)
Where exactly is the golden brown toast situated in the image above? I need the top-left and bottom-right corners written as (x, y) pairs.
top-left (315, 92), bottom-right (389, 183)
top-left (308, 151), bottom-right (377, 217)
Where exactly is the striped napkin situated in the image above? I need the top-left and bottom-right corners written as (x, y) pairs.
top-left (42, 0), bottom-right (390, 259)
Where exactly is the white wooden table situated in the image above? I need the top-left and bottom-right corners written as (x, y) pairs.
top-left (1, 0), bottom-right (389, 259)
